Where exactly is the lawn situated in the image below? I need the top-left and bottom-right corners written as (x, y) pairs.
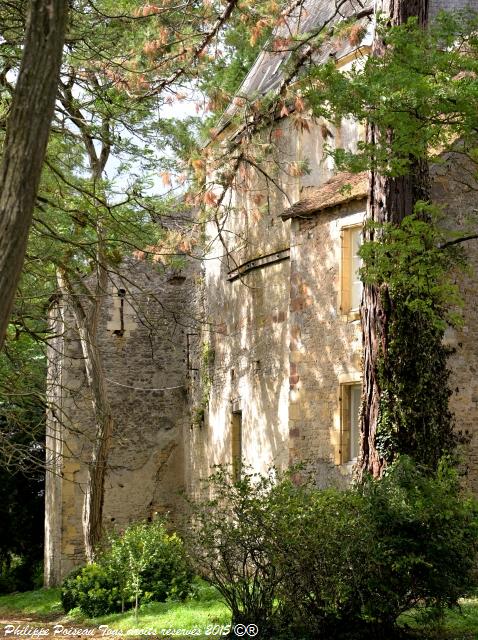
top-left (0, 587), bottom-right (64, 617)
top-left (0, 582), bottom-right (231, 638)
top-left (399, 597), bottom-right (478, 639)
top-left (1, 587), bottom-right (478, 638)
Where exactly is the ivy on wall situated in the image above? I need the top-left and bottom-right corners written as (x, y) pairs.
top-left (360, 206), bottom-right (466, 469)
top-left (192, 340), bottom-right (215, 428)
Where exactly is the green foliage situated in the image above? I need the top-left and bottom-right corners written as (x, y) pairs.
top-left (360, 208), bottom-right (463, 330)
top-left (61, 563), bottom-right (121, 618)
top-left (198, 20), bottom-right (271, 133)
top-left (0, 334), bottom-right (45, 593)
top-left (359, 458), bottom-right (478, 625)
top-left (305, 11), bottom-right (478, 175)
top-left (270, 482), bottom-right (376, 638)
top-left (187, 467), bottom-right (285, 634)
top-left (375, 307), bottom-right (457, 469)
top-left (0, 559), bottom-right (43, 595)
top-left (60, 566), bottom-right (84, 614)
top-left (201, 341), bottom-right (215, 369)
top-left (192, 340), bottom-right (215, 428)
top-left (61, 520), bottom-right (193, 618)
top-left (188, 462), bottom-right (478, 638)
top-left (103, 520), bottom-right (193, 615)
top-left (359, 207), bottom-right (463, 468)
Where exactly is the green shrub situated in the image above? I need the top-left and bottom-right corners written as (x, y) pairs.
top-left (61, 563), bottom-right (121, 617)
top-left (61, 566), bottom-right (84, 613)
top-left (103, 520), bottom-right (193, 615)
top-left (187, 468), bottom-right (286, 636)
top-left (0, 557), bottom-right (43, 594)
top-left (139, 533), bottom-right (193, 602)
top-left (359, 457), bottom-right (478, 625)
top-left (61, 520), bottom-right (193, 618)
top-left (188, 460), bottom-right (478, 638)
top-left (271, 484), bottom-right (377, 637)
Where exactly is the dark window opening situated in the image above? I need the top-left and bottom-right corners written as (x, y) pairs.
top-left (113, 289), bottom-right (126, 336)
top-left (232, 410), bottom-right (242, 482)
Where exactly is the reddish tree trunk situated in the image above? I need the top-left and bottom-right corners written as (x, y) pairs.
top-left (359, 0), bottom-right (430, 478)
top-left (0, 0), bottom-right (67, 350)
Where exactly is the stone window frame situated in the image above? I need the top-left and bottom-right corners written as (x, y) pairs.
top-left (339, 220), bottom-right (364, 321)
top-left (106, 285), bottom-right (136, 337)
top-left (332, 373), bottom-right (362, 467)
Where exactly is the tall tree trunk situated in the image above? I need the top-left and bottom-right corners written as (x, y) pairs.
top-left (359, 0), bottom-right (430, 478)
top-left (55, 85), bottom-right (114, 560)
top-left (57, 262), bottom-right (113, 562)
top-left (0, 0), bottom-right (68, 350)
top-left (76, 319), bottom-right (113, 563)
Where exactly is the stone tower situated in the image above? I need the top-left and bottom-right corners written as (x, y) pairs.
top-left (45, 257), bottom-right (195, 585)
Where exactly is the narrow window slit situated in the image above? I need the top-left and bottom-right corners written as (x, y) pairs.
top-left (113, 289), bottom-right (126, 336)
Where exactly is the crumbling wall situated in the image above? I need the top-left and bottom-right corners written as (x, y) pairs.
top-left (45, 257), bottom-right (194, 585)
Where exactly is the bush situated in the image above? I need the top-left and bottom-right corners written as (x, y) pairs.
top-left (61, 563), bottom-right (121, 617)
top-left (61, 519), bottom-right (193, 618)
top-left (359, 458), bottom-right (478, 624)
top-left (187, 468), bottom-right (287, 636)
top-left (103, 520), bottom-right (193, 614)
top-left (187, 460), bottom-right (478, 639)
top-left (0, 557), bottom-right (43, 594)
top-left (139, 533), bottom-right (193, 602)
top-left (61, 565), bottom-right (84, 613)
top-left (271, 484), bottom-right (377, 637)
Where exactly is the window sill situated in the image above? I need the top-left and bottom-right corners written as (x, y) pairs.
top-left (340, 309), bottom-right (360, 323)
top-left (340, 458), bottom-right (357, 474)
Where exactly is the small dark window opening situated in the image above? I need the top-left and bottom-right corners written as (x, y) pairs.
top-left (232, 410), bottom-right (242, 482)
top-left (113, 289), bottom-right (126, 336)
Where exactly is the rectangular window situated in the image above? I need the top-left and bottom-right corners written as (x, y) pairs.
top-left (341, 383), bottom-right (361, 463)
top-left (231, 411), bottom-right (242, 482)
top-left (350, 227), bottom-right (363, 311)
top-left (341, 225), bottom-right (363, 315)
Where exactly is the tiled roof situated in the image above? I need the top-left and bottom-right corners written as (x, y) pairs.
top-left (280, 171), bottom-right (368, 220)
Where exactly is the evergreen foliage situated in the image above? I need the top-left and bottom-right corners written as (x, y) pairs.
top-left (0, 336), bottom-right (45, 593)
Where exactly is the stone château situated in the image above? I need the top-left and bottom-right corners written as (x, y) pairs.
top-left (45, 0), bottom-right (478, 585)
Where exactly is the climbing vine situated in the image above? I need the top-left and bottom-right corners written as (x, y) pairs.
top-left (360, 206), bottom-right (466, 469)
top-left (192, 340), bottom-right (215, 428)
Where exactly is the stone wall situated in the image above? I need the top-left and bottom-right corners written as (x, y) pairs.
top-left (45, 258), bottom-right (194, 585)
top-left (185, 258), bottom-right (291, 497)
top-left (431, 153), bottom-right (478, 493)
top-left (287, 200), bottom-right (364, 487)
top-left (184, 105), bottom-right (363, 493)
top-left (430, 0), bottom-right (478, 18)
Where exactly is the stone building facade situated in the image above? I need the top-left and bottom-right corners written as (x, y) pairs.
top-left (45, 0), bottom-right (478, 583)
